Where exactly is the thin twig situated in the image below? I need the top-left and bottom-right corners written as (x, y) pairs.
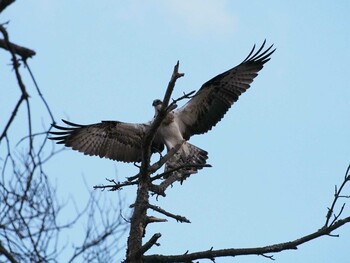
top-left (24, 61), bottom-right (55, 123)
top-left (324, 164), bottom-right (350, 227)
top-left (148, 204), bottom-right (191, 223)
top-left (166, 90), bottom-right (195, 112)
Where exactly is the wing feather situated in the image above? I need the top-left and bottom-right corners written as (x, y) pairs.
top-left (49, 119), bottom-right (164, 162)
top-left (175, 41), bottom-right (275, 139)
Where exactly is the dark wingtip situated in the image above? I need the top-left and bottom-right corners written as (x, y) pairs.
top-left (48, 119), bottom-right (81, 143)
top-left (61, 119), bottom-right (84, 127)
top-left (242, 40), bottom-right (276, 64)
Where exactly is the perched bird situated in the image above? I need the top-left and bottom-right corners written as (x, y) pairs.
top-left (50, 41), bottom-right (275, 179)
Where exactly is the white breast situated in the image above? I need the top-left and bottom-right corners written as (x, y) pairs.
top-left (159, 113), bottom-right (184, 150)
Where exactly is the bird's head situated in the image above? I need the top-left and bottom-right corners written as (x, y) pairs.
top-left (152, 99), bottom-right (163, 113)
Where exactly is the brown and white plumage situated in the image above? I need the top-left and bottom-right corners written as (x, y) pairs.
top-left (174, 40), bottom-right (275, 140)
top-left (50, 120), bottom-right (163, 163)
top-left (50, 41), bottom-right (275, 174)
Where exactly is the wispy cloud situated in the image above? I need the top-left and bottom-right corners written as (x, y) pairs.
top-left (160, 0), bottom-right (236, 35)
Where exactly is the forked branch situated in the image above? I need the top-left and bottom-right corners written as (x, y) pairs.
top-left (125, 62), bottom-right (184, 263)
top-left (93, 142), bottom-right (185, 191)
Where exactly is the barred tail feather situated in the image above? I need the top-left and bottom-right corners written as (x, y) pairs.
top-left (164, 142), bottom-right (208, 181)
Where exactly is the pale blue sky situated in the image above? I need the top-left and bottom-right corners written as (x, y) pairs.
top-left (1, 1), bottom-right (350, 262)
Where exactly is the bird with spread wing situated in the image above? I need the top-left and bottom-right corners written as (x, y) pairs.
top-left (50, 41), bottom-right (275, 178)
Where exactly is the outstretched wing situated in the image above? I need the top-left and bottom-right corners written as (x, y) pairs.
top-left (175, 41), bottom-right (275, 140)
top-left (49, 119), bottom-right (164, 163)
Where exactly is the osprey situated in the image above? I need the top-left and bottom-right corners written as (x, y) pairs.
top-left (50, 42), bottom-right (275, 178)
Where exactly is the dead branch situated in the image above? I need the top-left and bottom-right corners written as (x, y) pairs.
top-left (166, 90), bottom-right (195, 112)
top-left (148, 204), bottom-right (190, 223)
top-left (143, 216), bottom-right (350, 262)
top-left (0, 21), bottom-right (127, 262)
top-left (0, 242), bottom-right (18, 263)
top-left (149, 163), bottom-right (211, 197)
top-left (93, 179), bottom-right (138, 191)
top-left (125, 62), bottom-right (184, 263)
top-left (142, 164), bottom-right (350, 262)
top-left (93, 142), bottom-right (185, 191)
top-left (24, 61), bottom-right (54, 123)
top-left (67, 190), bottom-right (128, 263)
top-left (127, 141), bottom-right (184, 182)
top-left (140, 233), bottom-right (161, 256)
top-left (147, 216), bottom-right (168, 224)
top-left (0, 25), bottom-right (30, 143)
top-left (324, 164), bottom-right (350, 227)
top-left (0, 39), bottom-right (36, 60)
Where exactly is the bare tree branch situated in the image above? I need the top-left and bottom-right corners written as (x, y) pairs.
top-left (125, 62), bottom-right (184, 263)
top-left (166, 90), bottom-right (195, 112)
top-left (0, 39), bottom-right (36, 60)
top-left (0, 20), bottom-right (128, 263)
top-left (67, 190), bottom-right (128, 263)
top-left (148, 204), bottom-right (190, 223)
top-left (0, 242), bottom-right (19, 263)
top-left (127, 141), bottom-right (185, 182)
top-left (149, 163), bottom-right (211, 197)
top-left (93, 141), bottom-right (185, 192)
top-left (0, 25), bottom-right (30, 143)
top-left (143, 216), bottom-right (350, 262)
top-left (324, 164), bottom-right (350, 227)
top-left (139, 233), bottom-right (161, 256)
top-left (24, 61), bottom-right (54, 123)
top-left (142, 164), bottom-right (350, 262)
